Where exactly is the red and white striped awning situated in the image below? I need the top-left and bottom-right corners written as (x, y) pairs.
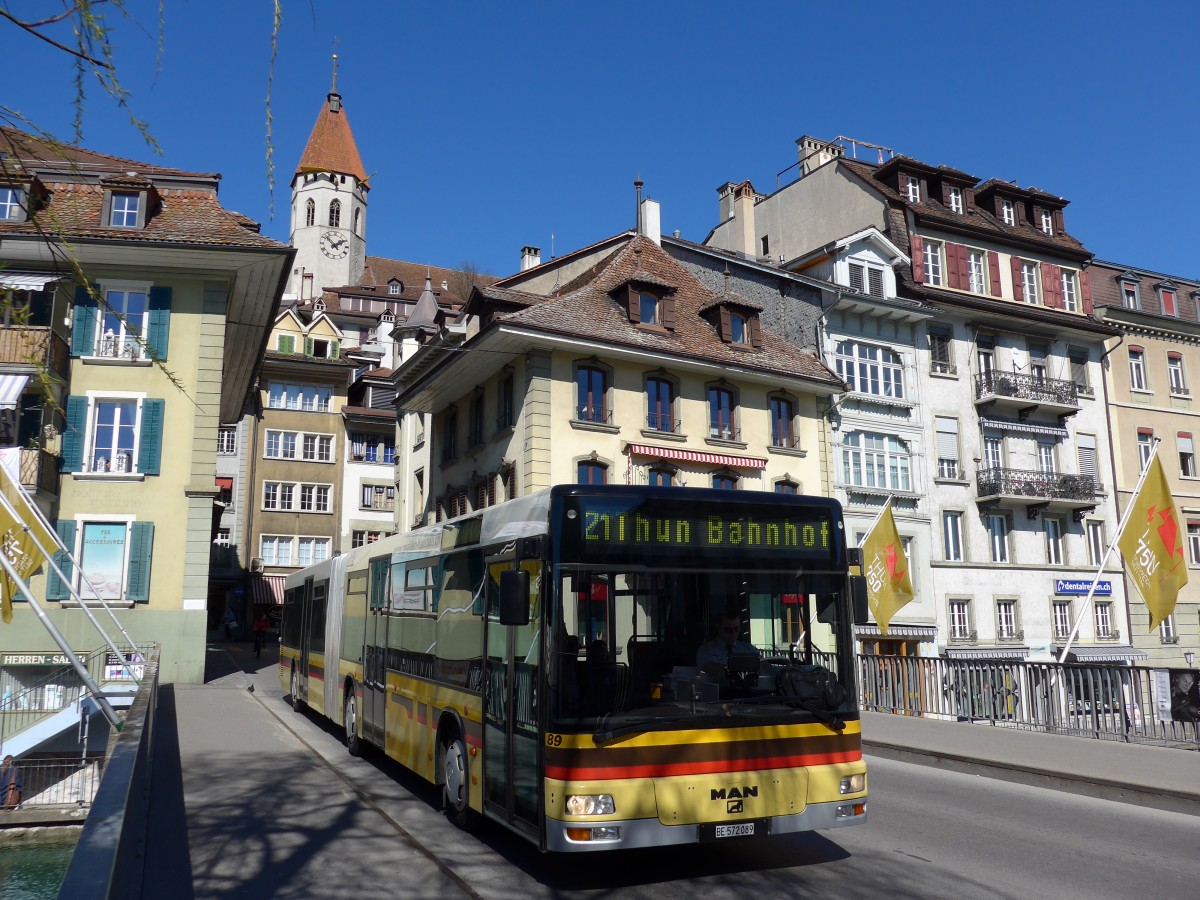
top-left (625, 443), bottom-right (766, 470)
top-left (251, 574), bottom-right (286, 605)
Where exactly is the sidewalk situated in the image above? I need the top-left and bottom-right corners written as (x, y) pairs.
top-left (861, 710), bottom-right (1200, 817)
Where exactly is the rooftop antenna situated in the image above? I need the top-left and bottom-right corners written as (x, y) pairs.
top-left (551, 232), bottom-right (555, 259)
top-left (331, 39), bottom-right (340, 93)
top-left (634, 174), bottom-right (644, 234)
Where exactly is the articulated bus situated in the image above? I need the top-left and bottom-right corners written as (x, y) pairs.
top-left (280, 485), bottom-right (869, 852)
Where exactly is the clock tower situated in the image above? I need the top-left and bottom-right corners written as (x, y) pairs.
top-left (287, 56), bottom-right (369, 300)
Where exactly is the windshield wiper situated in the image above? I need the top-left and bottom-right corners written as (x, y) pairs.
top-left (592, 713), bottom-right (697, 745)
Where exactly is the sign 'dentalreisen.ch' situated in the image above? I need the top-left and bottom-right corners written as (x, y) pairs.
top-left (1055, 579), bottom-right (1112, 596)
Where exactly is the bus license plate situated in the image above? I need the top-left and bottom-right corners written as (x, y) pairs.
top-left (715, 823), bottom-right (755, 838)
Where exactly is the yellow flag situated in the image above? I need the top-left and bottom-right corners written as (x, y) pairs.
top-left (861, 503), bottom-right (915, 635)
top-left (1116, 454), bottom-right (1188, 631)
top-left (0, 462), bottom-right (56, 623)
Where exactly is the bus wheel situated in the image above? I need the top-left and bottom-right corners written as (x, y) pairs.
top-left (442, 735), bottom-right (479, 830)
top-left (290, 667), bottom-right (302, 712)
top-left (344, 690), bottom-right (362, 757)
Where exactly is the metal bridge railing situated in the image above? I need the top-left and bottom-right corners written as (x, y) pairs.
top-left (857, 654), bottom-right (1200, 748)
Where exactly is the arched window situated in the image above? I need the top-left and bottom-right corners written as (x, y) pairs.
top-left (712, 473), bottom-right (738, 490)
top-left (578, 460), bottom-right (607, 485)
top-left (328, 199), bottom-right (341, 228)
top-left (305, 198), bottom-right (315, 227)
top-left (774, 479), bottom-right (799, 494)
top-left (575, 365), bottom-right (608, 423)
top-left (648, 466), bottom-right (675, 487)
top-left (354, 208), bottom-right (362, 236)
top-left (646, 375), bottom-right (675, 433)
top-left (708, 385), bottom-right (737, 440)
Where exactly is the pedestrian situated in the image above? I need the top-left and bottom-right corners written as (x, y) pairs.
top-left (223, 607), bottom-right (238, 641)
top-left (2, 755), bottom-right (21, 809)
top-left (253, 613), bottom-right (270, 658)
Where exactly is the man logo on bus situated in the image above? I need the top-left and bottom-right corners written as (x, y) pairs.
top-left (711, 785), bottom-right (758, 801)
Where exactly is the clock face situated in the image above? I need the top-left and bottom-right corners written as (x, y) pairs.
top-left (320, 231), bottom-right (348, 259)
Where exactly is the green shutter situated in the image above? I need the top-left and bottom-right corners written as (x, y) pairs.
top-left (330, 339), bottom-right (339, 359)
top-left (304, 336), bottom-right (315, 357)
top-left (279, 335), bottom-right (294, 354)
top-left (126, 521), bottom-right (153, 603)
top-left (147, 286), bottom-right (171, 359)
top-left (61, 396), bottom-right (87, 473)
top-left (70, 285), bottom-right (99, 357)
top-left (46, 520), bottom-right (76, 601)
top-left (138, 399), bottom-right (165, 475)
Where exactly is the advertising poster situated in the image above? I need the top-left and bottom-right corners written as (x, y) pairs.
top-left (1168, 668), bottom-right (1200, 724)
top-left (79, 522), bottom-right (127, 600)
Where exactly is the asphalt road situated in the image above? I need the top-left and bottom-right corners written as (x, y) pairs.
top-left (158, 643), bottom-right (1200, 900)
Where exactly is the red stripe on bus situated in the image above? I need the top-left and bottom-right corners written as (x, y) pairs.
top-left (309, 671), bottom-right (325, 683)
top-left (544, 749), bottom-right (861, 781)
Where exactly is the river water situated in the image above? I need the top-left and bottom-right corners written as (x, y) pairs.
top-left (0, 831), bottom-right (79, 900)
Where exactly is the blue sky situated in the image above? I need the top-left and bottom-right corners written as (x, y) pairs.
top-left (7, 1), bottom-right (1198, 280)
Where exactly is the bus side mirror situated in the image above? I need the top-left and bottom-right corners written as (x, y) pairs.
top-left (850, 576), bottom-right (870, 625)
top-left (499, 569), bottom-right (530, 626)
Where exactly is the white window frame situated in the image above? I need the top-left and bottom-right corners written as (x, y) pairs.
top-left (905, 175), bottom-right (920, 203)
top-left (1178, 434), bottom-right (1196, 477)
top-left (297, 536), bottom-right (331, 567)
top-left (0, 187), bottom-right (22, 220)
top-left (260, 535), bottom-right (294, 566)
top-left (262, 481), bottom-right (331, 513)
top-left (1188, 522), bottom-right (1200, 565)
top-left (1060, 269), bottom-right (1079, 312)
top-left (1160, 615), bottom-right (1177, 643)
top-left (942, 510), bottom-right (964, 562)
top-left (1128, 350), bottom-right (1147, 392)
top-left (1044, 517), bottom-right (1064, 566)
top-left (949, 599), bottom-right (972, 639)
top-left (1040, 209), bottom-right (1054, 235)
top-left (1020, 261), bottom-right (1040, 304)
top-left (1086, 519), bottom-right (1105, 567)
top-left (1001, 199), bottom-right (1015, 226)
top-left (267, 381), bottom-right (333, 413)
top-left (1037, 442), bottom-right (1057, 474)
top-left (1094, 602), bottom-right (1113, 638)
top-left (109, 191), bottom-right (141, 228)
top-left (949, 186), bottom-right (963, 214)
top-left (983, 435), bottom-right (1004, 471)
top-left (1137, 432), bottom-right (1154, 472)
top-left (996, 600), bottom-right (1018, 639)
top-left (93, 281), bottom-right (153, 360)
top-left (922, 240), bottom-right (943, 286)
top-left (217, 426), bottom-right (237, 456)
top-left (1052, 601), bottom-right (1072, 639)
top-left (1121, 282), bottom-right (1140, 310)
top-left (987, 513), bottom-right (1010, 563)
top-left (967, 249), bottom-right (986, 294)
top-left (84, 392), bottom-right (146, 475)
top-left (835, 340), bottom-right (905, 399)
top-left (1168, 355), bottom-right (1188, 394)
top-left (841, 431), bottom-right (912, 491)
top-left (935, 416), bottom-right (960, 478)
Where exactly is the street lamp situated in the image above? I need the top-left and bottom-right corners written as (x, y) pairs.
top-left (1186, 651), bottom-right (1196, 669)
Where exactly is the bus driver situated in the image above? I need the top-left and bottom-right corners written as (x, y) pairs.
top-left (697, 614), bottom-right (760, 679)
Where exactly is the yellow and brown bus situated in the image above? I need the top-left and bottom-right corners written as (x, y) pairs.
top-left (280, 484), bottom-right (868, 852)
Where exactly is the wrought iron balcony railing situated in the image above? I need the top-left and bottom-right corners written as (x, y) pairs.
top-left (975, 370), bottom-right (1078, 407)
top-left (19, 447), bottom-right (59, 496)
top-left (646, 413), bottom-right (680, 434)
top-left (976, 468), bottom-right (1099, 502)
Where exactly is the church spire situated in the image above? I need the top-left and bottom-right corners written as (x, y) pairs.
top-left (294, 56), bottom-right (368, 184)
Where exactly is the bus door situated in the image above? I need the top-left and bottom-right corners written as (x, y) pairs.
top-left (298, 577), bottom-right (313, 702)
top-left (482, 551), bottom-right (542, 841)
top-left (363, 555), bottom-right (391, 747)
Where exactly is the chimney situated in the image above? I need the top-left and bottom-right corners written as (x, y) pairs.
top-left (732, 181), bottom-right (757, 259)
top-left (797, 135), bottom-right (844, 177)
top-left (520, 246), bottom-right (541, 271)
top-left (639, 198), bottom-right (661, 245)
top-left (717, 182), bottom-right (739, 222)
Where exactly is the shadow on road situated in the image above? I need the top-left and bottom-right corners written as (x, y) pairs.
top-left (141, 686), bottom-right (196, 900)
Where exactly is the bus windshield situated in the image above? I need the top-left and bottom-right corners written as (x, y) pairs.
top-left (547, 563), bottom-right (853, 731)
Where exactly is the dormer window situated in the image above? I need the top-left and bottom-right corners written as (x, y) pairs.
top-left (1040, 209), bottom-right (1054, 235)
top-left (1158, 283), bottom-right (1179, 317)
top-left (729, 311), bottom-right (751, 344)
top-left (848, 261), bottom-right (885, 298)
top-left (109, 192), bottom-right (141, 227)
top-left (388, 280), bottom-right (402, 296)
top-left (904, 175), bottom-right (920, 203)
top-left (948, 187), bottom-right (963, 214)
top-left (621, 282), bottom-right (675, 330)
top-left (1120, 276), bottom-right (1141, 310)
top-left (1001, 199), bottom-right (1015, 226)
top-left (0, 187), bottom-right (22, 221)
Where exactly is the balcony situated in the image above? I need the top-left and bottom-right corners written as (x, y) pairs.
top-left (976, 468), bottom-right (1100, 520)
top-left (0, 326), bottom-right (69, 378)
top-left (19, 447), bottom-right (59, 498)
top-left (361, 495), bottom-right (395, 512)
top-left (975, 370), bottom-right (1079, 420)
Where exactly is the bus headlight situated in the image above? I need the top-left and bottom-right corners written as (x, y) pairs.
top-left (565, 794), bottom-right (615, 816)
top-left (839, 774), bottom-right (865, 794)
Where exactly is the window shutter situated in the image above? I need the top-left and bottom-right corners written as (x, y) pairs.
top-left (946, 243), bottom-right (961, 290)
top-left (126, 521), bottom-right (154, 603)
top-left (62, 396), bottom-right (87, 473)
top-left (304, 336), bottom-right (315, 356)
top-left (718, 306), bottom-right (731, 342)
top-left (70, 285), bottom-right (99, 356)
top-left (330, 339), bottom-right (340, 358)
top-left (1078, 269), bottom-right (1093, 315)
top-left (662, 296), bottom-right (676, 330)
top-left (138, 398), bottom-right (165, 475)
top-left (1041, 263), bottom-right (1061, 308)
top-left (1010, 257), bottom-right (1024, 302)
top-left (910, 233), bottom-right (925, 283)
top-left (626, 286), bottom-right (641, 324)
top-left (1053, 209), bottom-right (1064, 234)
top-left (987, 252), bottom-right (1002, 297)
top-left (1077, 434), bottom-right (1098, 482)
top-left (279, 335), bottom-right (294, 354)
top-left (964, 188), bottom-right (976, 212)
top-left (147, 286), bottom-right (171, 359)
top-left (940, 182), bottom-right (952, 206)
top-left (46, 520), bottom-right (77, 601)
top-left (956, 244), bottom-right (970, 289)
top-left (1179, 434), bottom-right (1194, 456)
top-left (749, 315), bottom-right (762, 348)
top-left (848, 263), bottom-right (864, 292)
top-left (867, 267), bottom-right (884, 298)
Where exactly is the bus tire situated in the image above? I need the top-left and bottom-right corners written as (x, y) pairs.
top-left (344, 689), bottom-right (362, 757)
top-left (442, 734), bottom-right (479, 831)
top-left (290, 666), bottom-right (302, 712)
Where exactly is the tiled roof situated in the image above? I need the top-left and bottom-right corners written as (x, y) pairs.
top-left (0, 127), bottom-right (216, 178)
top-left (0, 129), bottom-right (284, 249)
top-left (491, 235), bottom-right (842, 386)
top-left (295, 94), bottom-right (368, 182)
top-left (839, 158), bottom-right (1089, 259)
top-left (343, 256), bottom-right (499, 307)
